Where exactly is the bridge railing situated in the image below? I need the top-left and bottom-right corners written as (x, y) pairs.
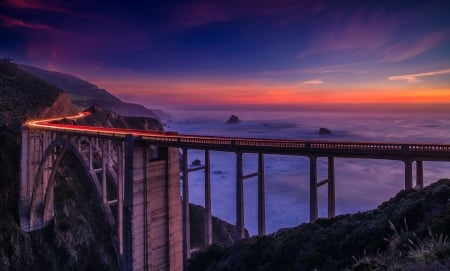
top-left (28, 124), bottom-right (450, 156)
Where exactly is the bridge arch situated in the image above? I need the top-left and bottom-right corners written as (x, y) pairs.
top-left (27, 138), bottom-right (117, 233)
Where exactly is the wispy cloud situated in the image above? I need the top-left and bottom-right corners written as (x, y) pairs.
top-left (0, 15), bottom-right (52, 30)
top-left (388, 69), bottom-right (450, 83)
top-left (380, 32), bottom-right (449, 63)
top-left (298, 3), bottom-right (448, 64)
top-left (260, 62), bottom-right (369, 77)
top-left (301, 79), bottom-right (324, 85)
top-left (298, 7), bottom-right (392, 59)
top-left (2, 0), bottom-right (67, 13)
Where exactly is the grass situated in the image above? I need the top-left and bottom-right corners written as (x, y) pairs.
top-left (349, 220), bottom-right (450, 271)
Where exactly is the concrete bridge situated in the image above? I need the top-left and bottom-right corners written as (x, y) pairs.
top-left (19, 112), bottom-right (450, 270)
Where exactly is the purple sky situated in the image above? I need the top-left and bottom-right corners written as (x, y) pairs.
top-left (1, 0), bottom-right (449, 108)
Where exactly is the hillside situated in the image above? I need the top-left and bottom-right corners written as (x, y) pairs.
top-left (0, 59), bottom-right (120, 270)
top-left (19, 64), bottom-right (171, 121)
top-left (188, 179), bottom-right (450, 271)
top-left (0, 59), bottom-right (242, 269)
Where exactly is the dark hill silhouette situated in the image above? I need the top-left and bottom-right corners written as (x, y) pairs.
top-left (19, 64), bottom-right (171, 121)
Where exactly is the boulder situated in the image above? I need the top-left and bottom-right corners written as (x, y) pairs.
top-left (191, 159), bottom-right (202, 166)
top-left (319, 127), bottom-right (332, 135)
top-left (225, 114), bottom-right (241, 124)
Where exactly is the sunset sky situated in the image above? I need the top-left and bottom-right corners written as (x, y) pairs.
top-left (1, 0), bottom-right (449, 109)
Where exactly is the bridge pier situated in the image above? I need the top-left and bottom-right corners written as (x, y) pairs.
top-left (404, 159), bottom-right (413, 190)
top-left (235, 152), bottom-right (266, 238)
top-left (181, 148), bottom-right (214, 260)
top-left (309, 156), bottom-right (318, 222)
top-left (327, 157), bottom-right (335, 218)
top-left (236, 151), bottom-right (245, 239)
top-left (309, 156), bottom-right (335, 222)
top-left (204, 150), bottom-right (213, 246)
top-left (123, 136), bottom-right (183, 271)
top-left (181, 148), bottom-right (190, 262)
top-left (257, 152), bottom-right (266, 236)
top-left (404, 159), bottom-right (425, 190)
top-left (416, 160), bottom-right (424, 189)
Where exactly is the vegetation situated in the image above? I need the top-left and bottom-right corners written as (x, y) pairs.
top-left (0, 60), bottom-right (119, 270)
top-left (188, 179), bottom-right (450, 271)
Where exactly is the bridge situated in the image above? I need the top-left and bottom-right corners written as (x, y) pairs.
top-left (19, 111), bottom-right (450, 271)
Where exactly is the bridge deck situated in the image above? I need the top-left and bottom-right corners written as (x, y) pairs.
top-left (26, 119), bottom-right (450, 161)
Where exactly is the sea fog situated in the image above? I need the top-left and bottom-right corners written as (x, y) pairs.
top-left (165, 109), bottom-right (450, 235)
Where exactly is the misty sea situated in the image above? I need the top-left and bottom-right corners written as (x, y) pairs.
top-left (166, 109), bottom-right (450, 235)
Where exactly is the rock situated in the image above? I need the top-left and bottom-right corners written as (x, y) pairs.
top-left (225, 115), bottom-right (241, 124)
top-left (189, 204), bottom-right (249, 249)
top-left (319, 127), bottom-right (332, 135)
top-left (191, 159), bottom-right (202, 166)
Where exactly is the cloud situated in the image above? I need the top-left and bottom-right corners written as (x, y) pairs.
top-left (380, 32), bottom-right (449, 63)
top-left (298, 7), bottom-right (392, 59)
top-left (0, 15), bottom-right (52, 30)
top-left (297, 3), bottom-right (449, 64)
top-left (388, 69), bottom-right (450, 83)
top-left (301, 79), bottom-right (324, 85)
top-left (2, 0), bottom-right (66, 13)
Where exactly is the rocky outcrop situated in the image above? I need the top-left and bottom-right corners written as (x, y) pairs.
top-left (318, 127), bottom-right (332, 135)
top-left (225, 115), bottom-right (241, 124)
top-left (190, 204), bottom-right (249, 249)
top-left (59, 105), bottom-right (163, 131)
top-left (191, 159), bottom-right (202, 166)
top-left (40, 93), bottom-right (78, 118)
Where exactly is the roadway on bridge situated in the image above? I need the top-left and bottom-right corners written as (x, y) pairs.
top-left (26, 111), bottom-right (450, 161)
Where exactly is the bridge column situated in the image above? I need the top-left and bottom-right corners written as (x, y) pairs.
top-left (181, 148), bottom-right (191, 263)
top-left (404, 159), bottom-right (413, 190)
top-left (309, 156), bottom-right (318, 222)
top-left (327, 156), bottom-right (335, 218)
top-left (236, 151), bottom-right (245, 239)
top-left (19, 127), bottom-right (31, 230)
top-left (123, 135), bottom-right (134, 271)
top-left (204, 150), bottom-right (213, 246)
top-left (258, 152), bottom-right (266, 236)
top-left (89, 137), bottom-right (93, 170)
top-left (416, 160), bottom-right (424, 189)
top-left (102, 140), bottom-right (107, 203)
top-left (123, 136), bottom-right (183, 271)
top-left (117, 142), bottom-right (125, 258)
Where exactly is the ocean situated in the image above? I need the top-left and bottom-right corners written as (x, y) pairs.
top-left (165, 109), bottom-right (450, 235)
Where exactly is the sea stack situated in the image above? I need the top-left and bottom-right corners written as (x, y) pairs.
top-left (225, 114), bottom-right (242, 124)
top-left (318, 127), bottom-right (332, 135)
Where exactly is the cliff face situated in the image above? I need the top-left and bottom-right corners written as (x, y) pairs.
top-left (39, 93), bottom-right (78, 119)
top-left (188, 179), bottom-right (450, 271)
top-left (64, 105), bottom-right (163, 131)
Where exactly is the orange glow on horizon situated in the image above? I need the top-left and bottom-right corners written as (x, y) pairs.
top-left (90, 77), bottom-right (450, 106)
